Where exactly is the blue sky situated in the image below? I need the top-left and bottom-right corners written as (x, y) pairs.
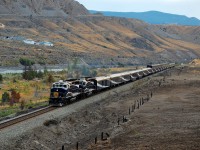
top-left (76, 0), bottom-right (200, 19)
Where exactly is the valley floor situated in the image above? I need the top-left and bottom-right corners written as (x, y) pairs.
top-left (1, 65), bottom-right (200, 150)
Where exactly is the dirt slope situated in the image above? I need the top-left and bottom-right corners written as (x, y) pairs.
top-left (0, 0), bottom-right (88, 16)
top-left (153, 25), bottom-right (200, 45)
top-left (0, 0), bottom-right (200, 66)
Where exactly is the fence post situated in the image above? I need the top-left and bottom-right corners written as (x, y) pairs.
top-left (95, 137), bottom-right (97, 144)
top-left (101, 132), bottom-right (104, 141)
top-left (62, 145), bottom-right (64, 150)
top-left (129, 107), bottom-right (131, 115)
top-left (118, 118), bottom-right (120, 125)
top-left (76, 142), bottom-right (79, 150)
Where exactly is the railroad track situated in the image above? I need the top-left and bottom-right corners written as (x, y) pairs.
top-left (0, 106), bottom-right (56, 130)
top-left (0, 66), bottom-right (174, 130)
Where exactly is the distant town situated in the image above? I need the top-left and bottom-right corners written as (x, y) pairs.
top-left (1, 36), bottom-right (54, 46)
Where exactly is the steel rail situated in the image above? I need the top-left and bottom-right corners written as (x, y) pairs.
top-left (0, 106), bottom-right (56, 130)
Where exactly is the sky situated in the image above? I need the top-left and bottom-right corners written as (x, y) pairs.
top-left (76, 0), bottom-right (200, 19)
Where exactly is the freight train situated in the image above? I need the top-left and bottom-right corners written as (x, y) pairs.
top-left (49, 63), bottom-right (175, 106)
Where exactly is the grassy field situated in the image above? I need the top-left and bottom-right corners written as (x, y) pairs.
top-left (0, 73), bottom-right (51, 118)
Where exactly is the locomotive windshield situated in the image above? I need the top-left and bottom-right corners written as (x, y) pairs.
top-left (52, 82), bottom-right (69, 89)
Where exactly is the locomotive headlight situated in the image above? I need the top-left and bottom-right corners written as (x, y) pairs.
top-left (53, 92), bottom-right (59, 98)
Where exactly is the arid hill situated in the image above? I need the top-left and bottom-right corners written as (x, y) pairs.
top-left (190, 59), bottom-right (200, 65)
top-left (0, 0), bottom-right (88, 16)
top-left (0, 0), bottom-right (200, 66)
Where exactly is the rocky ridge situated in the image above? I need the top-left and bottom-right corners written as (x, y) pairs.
top-left (0, 0), bottom-right (88, 16)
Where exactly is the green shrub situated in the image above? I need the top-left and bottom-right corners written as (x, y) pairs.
top-left (2, 92), bottom-right (10, 103)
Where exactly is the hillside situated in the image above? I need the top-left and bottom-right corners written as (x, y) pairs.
top-left (90, 10), bottom-right (200, 26)
top-left (0, 0), bottom-right (89, 16)
top-left (0, 0), bottom-right (200, 67)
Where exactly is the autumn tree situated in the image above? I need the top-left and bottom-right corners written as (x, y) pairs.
top-left (10, 90), bottom-right (21, 104)
top-left (47, 74), bottom-right (54, 83)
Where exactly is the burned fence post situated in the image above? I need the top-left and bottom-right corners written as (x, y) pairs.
top-left (62, 145), bottom-right (64, 150)
top-left (118, 118), bottom-right (120, 125)
top-left (101, 132), bottom-right (104, 141)
top-left (106, 133), bottom-right (110, 138)
top-left (123, 116), bottom-right (126, 123)
top-left (123, 116), bottom-right (128, 122)
top-left (95, 137), bottom-right (97, 144)
top-left (76, 142), bottom-right (79, 150)
top-left (151, 91), bottom-right (153, 98)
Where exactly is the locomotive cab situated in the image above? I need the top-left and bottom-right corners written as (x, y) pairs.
top-left (49, 80), bottom-right (71, 106)
top-left (79, 79), bottom-right (87, 89)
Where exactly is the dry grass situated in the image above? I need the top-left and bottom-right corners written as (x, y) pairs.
top-left (190, 59), bottom-right (200, 66)
top-left (1, 16), bottom-right (200, 66)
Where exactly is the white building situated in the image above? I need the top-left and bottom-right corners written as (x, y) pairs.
top-left (0, 23), bottom-right (5, 28)
top-left (38, 41), bottom-right (54, 46)
top-left (23, 39), bottom-right (36, 45)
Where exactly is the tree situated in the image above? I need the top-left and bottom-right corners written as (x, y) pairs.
top-left (20, 99), bottom-right (25, 110)
top-left (10, 90), bottom-right (21, 103)
top-left (0, 74), bottom-right (2, 83)
top-left (20, 58), bottom-right (37, 80)
top-left (22, 68), bottom-right (37, 80)
top-left (47, 74), bottom-right (54, 83)
top-left (43, 66), bottom-right (48, 75)
top-left (90, 69), bottom-right (97, 77)
top-left (19, 58), bottom-right (35, 67)
top-left (2, 92), bottom-right (10, 103)
top-left (36, 70), bottom-right (43, 78)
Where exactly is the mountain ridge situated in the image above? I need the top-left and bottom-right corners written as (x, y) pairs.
top-left (0, 0), bottom-right (89, 16)
top-left (90, 10), bottom-right (200, 26)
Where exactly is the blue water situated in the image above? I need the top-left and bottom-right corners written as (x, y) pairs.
top-left (0, 68), bottom-right (65, 74)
